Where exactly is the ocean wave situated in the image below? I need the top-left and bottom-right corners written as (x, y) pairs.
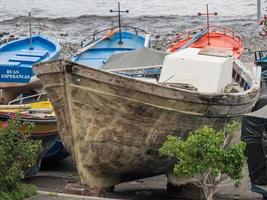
top-left (0, 14), bottom-right (257, 24)
top-left (0, 13), bottom-right (260, 43)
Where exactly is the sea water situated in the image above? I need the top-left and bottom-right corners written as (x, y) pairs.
top-left (0, 0), bottom-right (265, 20)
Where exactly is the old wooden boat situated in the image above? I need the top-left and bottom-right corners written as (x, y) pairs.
top-left (34, 46), bottom-right (260, 191)
top-left (0, 34), bottom-right (60, 103)
top-left (167, 5), bottom-right (243, 59)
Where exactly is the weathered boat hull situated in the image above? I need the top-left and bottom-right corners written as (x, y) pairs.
top-left (34, 60), bottom-right (259, 188)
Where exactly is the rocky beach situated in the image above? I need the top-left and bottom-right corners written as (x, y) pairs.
top-left (0, 14), bottom-right (266, 62)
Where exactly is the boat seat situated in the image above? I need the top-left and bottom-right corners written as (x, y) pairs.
top-left (9, 56), bottom-right (41, 63)
top-left (209, 35), bottom-right (222, 38)
top-left (16, 50), bottom-right (48, 58)
top-left (82, 57), bottom-right (106, 60)
top-left (113, 50), bottom-right (128, 54)
top-left (0, 61), bottom-right (21, 67)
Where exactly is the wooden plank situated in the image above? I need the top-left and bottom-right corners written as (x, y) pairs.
top-left (199, 46), bottom-right (233, 57)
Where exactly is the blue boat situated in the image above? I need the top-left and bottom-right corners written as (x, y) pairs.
top-left (72, 26), bottom-right (149, 69)
top-left (255, 50), bottom-right (267, 72)
top-left (73, 2), bottom-right (150, 69)
top-left (0, 34), bottom-right (60, 86)
top-left (41, 139), bottom-right (70, 163)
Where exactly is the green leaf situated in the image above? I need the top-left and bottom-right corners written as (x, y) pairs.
top-left (0, 116), bottom-right (41, 199)
top-left (160, 124), bottom-right (246, 199)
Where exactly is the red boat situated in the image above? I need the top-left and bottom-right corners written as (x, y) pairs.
top-left (167, 5), bottom-right (244, 59)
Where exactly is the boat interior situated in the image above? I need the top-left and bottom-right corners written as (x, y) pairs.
top-left (0, 35), bottom-right (58, 69)
top-left (168, 26), bottom-right (243, 58)
top-left (73, 26), bottom-right (149, 69)
top-left (104, 47), bottom-right (258, 94)
top-left (0, 93), bottom-right (55, 120)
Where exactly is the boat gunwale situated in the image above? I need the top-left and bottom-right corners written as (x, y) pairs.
top-left (172, 25), bottom-right (242, 44)
top-left (1, 116), bottom-right (56, 123)
top-left (167, 25), bottom-right (244, 58)
top-left (34, 59), bottom-right (260, 106)
top-left (80, 25), bottom-right (150, 48)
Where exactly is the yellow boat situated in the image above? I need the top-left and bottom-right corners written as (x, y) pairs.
top-left (0, 93), bottom-right (68, 163)
top-left (0, 94), bottom-right (57, 136)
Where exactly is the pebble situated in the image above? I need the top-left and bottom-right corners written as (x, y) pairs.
top-left (60, 33), bottom-right (69, 37)
top-left (0, 31), bottom-right (9, 37)
top-left (59, 34), bottom-right (267, 62)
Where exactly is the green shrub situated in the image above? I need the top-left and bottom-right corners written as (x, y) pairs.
top-left (160, 122), bottom-right (246, 200)
top-left (0, 117), bottom-right (42, 200)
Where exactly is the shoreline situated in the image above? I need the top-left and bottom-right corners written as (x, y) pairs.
top-left (0, 15), bottom-right (265, 62)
